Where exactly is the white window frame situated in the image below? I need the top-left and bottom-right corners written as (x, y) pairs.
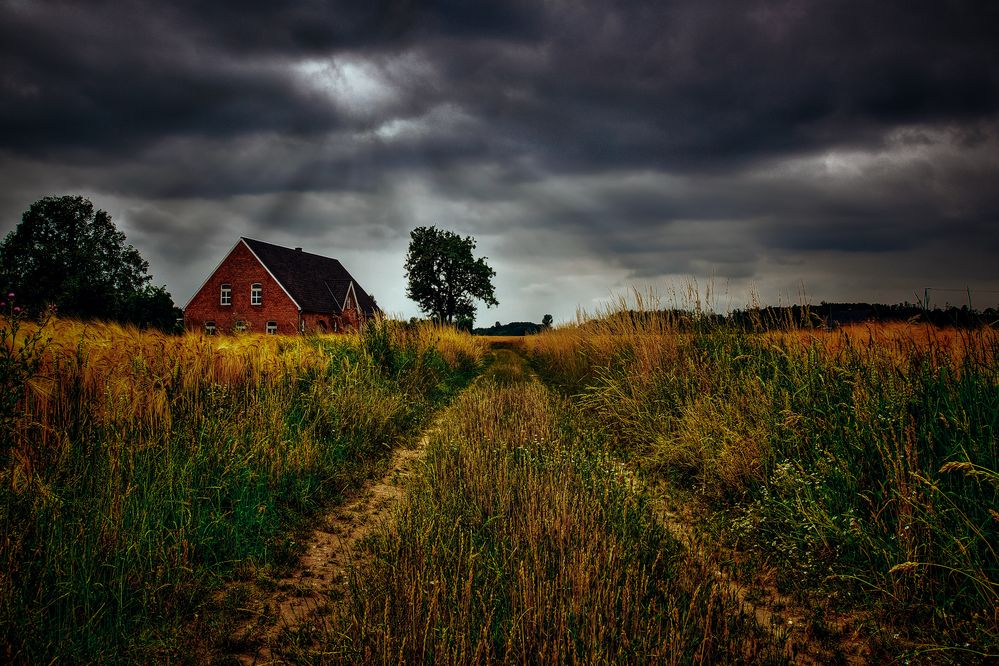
top-left (234, 320), bottom-right (247, 333)
top-left (205, 321), bottom-right (216, 335)
top-left (266, 321), bottom-right (277, 335)
top-left (250, 283), bottom-right (262, 305)
top-left (220, 283), bottom-right (231, 306)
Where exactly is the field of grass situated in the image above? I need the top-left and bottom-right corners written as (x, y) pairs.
top-left (0, 314), bottom-right (484, 662)
top-left (302, 348), bottom-right (786, 663)
top-left (526, 310), bottom-right (998, 662)
top-left (3, 301), bottom-right (996, 664)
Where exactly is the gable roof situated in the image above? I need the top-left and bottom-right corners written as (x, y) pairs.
top-left (241, 237), bottom-right (380, 316)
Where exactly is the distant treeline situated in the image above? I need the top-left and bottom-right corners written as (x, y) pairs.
top-left (734, 302), bottom-right (999, 329)
top-left (473, 321), bottom-right (546, 336)
top-left (591, 302), bottom-right (999, 332)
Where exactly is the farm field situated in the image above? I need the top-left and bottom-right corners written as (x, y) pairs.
top-left (524, 315), bottom-right (998, 663)
top-left (2, 311), bottom-right (997, 663)
top-left (0, 316), bottom-right (484, 662)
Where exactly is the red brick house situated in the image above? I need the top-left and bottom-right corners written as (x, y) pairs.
top-left (183, 237), bottom-right (380, 335)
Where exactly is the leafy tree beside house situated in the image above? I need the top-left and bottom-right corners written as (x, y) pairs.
top-left (404, 226), bottom-right (498, 325)
top-left (0, 195), bottom-right (179, 329)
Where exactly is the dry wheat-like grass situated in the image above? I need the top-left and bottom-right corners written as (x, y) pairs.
top-left (319, 365), bottom-right (784, 663)
top-left (0, 316), bottom-right (484, 662)
top-left (524, 295), bottom-right (998, 660)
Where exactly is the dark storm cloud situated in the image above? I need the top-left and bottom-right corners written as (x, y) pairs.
top-left (164, 0), bottom-right (547, 56)
top-left (1, 0), bottom-right (998, 319)
top-left (5, 0), bottom-right (996, 168)
top-left (0, 0), bottom-right (547, 159)
top-left (0, 5), bottom-right (342, 158)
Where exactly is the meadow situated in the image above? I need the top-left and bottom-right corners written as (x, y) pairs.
top-left (306, 349), bottom-right (786, 663)
top-left (0, 313), bottom-right (484, 662)
top-left (525, 305), bottom-right (998, 662)
top-left (2, 300), bottom-right (996, 664)
top-left (297, 306), bottom-right (995, 664)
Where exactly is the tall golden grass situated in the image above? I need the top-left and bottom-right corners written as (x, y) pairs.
top-left (0, 315), bottom-right (485, 662)
top-left (525, 297), bottom-right (998, 661)
top-left (313, 352), bottom-right (785, 663)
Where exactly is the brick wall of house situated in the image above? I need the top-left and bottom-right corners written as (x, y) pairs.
top-left (184, 241), bottom-right (301, 335)
top-left (341, 306), bottom-right (360, 329)
top-left (300, 308), bottom-right (359, 334)
top-left (302, 312), bottom-right (339, 333)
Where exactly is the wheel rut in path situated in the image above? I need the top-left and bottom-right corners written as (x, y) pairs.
top-left (224, 431), bottom-right (433, 665)
top-left (227, 344), bottom-right (871, 664)
top-left (647, 494), bottom-right (875, 665)
top-left (223, 348), bottom-right (510, 665)
top-left (499, 343), bottom-right (874, 664)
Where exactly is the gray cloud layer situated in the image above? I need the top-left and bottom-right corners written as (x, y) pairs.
top-left (1, 0), bottom-right (998, 321)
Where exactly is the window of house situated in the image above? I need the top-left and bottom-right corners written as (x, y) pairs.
top-left (251, 283), bottom-right (262, 305)
top-left (234, 320), bottom-right (247, 333)
top-left (266, 321), bottom-right (277, 334)
top-left (220, 283), bottom-right (231, 306)
top-left (205, 321), bottom-right (216, 335)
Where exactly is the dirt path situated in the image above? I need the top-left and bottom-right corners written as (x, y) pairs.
top-left (502, 344), bottom-right (874, 664)
top-left (647, 495), bottom-right (874, 665)
top-left (224, 433), bottom-right (432, 665)
top-left (223, 348), bottom-right (508, 664)
top-left (225, 344), bottom-right (874, 664)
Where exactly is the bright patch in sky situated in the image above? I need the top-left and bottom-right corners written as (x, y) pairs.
top-left (294, 57), bottom-right (399, 117)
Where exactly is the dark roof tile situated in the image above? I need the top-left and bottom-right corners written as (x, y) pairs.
top-left (242, 237), bottom-right (379, 316)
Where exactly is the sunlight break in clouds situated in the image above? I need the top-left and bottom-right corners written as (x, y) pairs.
top-left (292, 53), bottom-right (438, 125)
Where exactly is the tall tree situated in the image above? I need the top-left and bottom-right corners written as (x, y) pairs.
top-left (404, 226), bottom-right (498, 325)
top-left (0, 195), bottom-right (179, 327)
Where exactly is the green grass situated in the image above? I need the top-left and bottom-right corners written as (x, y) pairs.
top-left (6, 307), bottom-right (995, 663)
top-left (308, 349), bottom-right (786, 664)
top-left (0, 317), bottom-right (484, 663)
top-left (527, 315), bottom-right (999, 662)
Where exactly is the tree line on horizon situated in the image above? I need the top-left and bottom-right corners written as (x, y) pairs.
top-left (5, 195), bottom-right (994, 334)
top-left (594, 302), bottom-right (999, 332)
top-left (472, 315), bottom-right (553, 337)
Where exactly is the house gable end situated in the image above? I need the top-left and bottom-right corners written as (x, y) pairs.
top-left (183, 238), bottom-right (245, 311)
top-left (184, 239), bottom-right (303, 312)
top-left (183, 240), bottom-right (302, 335)
top-left (345, 281), bottom-right (358, 310)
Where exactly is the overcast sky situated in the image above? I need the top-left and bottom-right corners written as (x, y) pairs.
top-left (1, 1), bottom-right (998, 323)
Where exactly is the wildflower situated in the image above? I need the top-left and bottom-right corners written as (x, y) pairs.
top-left (13, 306), bottom-right (20, 314)
top-left (6, 292), bottom-right (13, 299)
top-left (0, 302), bottom-right (5, 308)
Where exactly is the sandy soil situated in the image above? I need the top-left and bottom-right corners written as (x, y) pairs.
top-left (225, 436), bottom-right (430, 665)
